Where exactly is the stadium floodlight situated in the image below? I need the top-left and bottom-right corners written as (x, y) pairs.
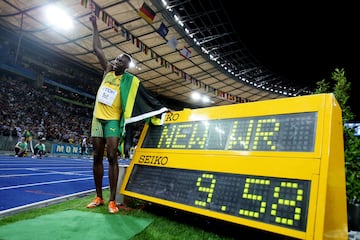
top-left (191, 92), bottom-right (201, 100)
top-left (45, 5), bottom-right (73, 30)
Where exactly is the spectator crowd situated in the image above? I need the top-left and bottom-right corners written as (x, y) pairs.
top-left (0, 29), bottom-right (181, 151)
top-left (0, 72), bottom-right (93, 144)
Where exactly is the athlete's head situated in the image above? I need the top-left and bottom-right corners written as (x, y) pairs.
top-left (111, 54), bottom-right (131, 74)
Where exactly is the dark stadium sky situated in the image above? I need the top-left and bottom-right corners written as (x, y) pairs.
top-left (223, 2), bottom-right (359, 121)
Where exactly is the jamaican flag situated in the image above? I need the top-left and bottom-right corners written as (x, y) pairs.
top-left (118, 72), bottom-right (168, 153)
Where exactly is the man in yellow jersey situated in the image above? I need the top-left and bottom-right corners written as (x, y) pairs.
top-left (87, 15), bottom-right (168, 213)
top-left (22, 128), bottom-right (33, 155)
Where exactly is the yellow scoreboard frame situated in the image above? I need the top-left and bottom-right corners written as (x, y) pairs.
top-left (120, 93), bottom-right (348, 240)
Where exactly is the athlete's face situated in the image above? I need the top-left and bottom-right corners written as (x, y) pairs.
top-left (112, 55), bottom-right (130, 69)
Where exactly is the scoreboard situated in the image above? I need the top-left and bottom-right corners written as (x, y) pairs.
top-left (120, 93), bottom-right (348, 239)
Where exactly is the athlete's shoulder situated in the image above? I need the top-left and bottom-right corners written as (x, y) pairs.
top-left (123, 72), bottom-right (135, 78)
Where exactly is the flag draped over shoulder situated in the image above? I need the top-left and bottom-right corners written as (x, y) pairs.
top-left (118, 73), bottom-right (168, 151)
top-left (138, 2), bottom-right (156, 24)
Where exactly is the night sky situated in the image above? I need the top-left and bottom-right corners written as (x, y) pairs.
top-left (224, 2), bottom-right (359, 121)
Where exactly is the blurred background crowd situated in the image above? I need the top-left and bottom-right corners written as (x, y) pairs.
top-left (0, 27), bottom-right (183, 153)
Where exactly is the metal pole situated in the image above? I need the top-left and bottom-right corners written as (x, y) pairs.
top-left (15, 13), bottom-right (24, 64)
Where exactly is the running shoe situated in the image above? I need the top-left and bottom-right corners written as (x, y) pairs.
top-left (108, 201), bottom-right (119, 213)
top-left (86, 196), bottom-right (104, 208)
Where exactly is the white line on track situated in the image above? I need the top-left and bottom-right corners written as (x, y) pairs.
top-left (0, 177), bottom-right (108, 190)
top-left (0, 171), bottom-right (92, 177)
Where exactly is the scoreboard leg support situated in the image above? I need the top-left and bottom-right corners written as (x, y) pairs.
top-left (116, 165), bottom-right (127, 205)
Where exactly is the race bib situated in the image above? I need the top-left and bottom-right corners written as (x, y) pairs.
top-left (98, 87), bottom-right (117, 106)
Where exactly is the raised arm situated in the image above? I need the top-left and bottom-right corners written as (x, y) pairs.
top-left (89, 15), bottom-right (112, 73)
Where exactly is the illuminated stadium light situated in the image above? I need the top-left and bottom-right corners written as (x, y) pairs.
top-left (129, 61), bottom-right (136, 69)
top-left (191, 92), bottom-right (201, 100)
top-left (45, 5), bottom-right (73, 30)
top-left (201, 95), bottom-right (210, 103)
top-left (161, 0), bottom-right (168, 8)
top-left (191, 92), bottom-right (212, 104)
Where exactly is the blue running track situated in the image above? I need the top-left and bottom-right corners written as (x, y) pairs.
top-left (0, 155), bottom-right (129, 217)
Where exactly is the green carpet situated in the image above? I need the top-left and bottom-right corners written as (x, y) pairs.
top-left (0, 210), bottom-right (153, 240)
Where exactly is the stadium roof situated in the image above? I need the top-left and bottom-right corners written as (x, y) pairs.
top-left (0, 0), bottom-right (313, 108)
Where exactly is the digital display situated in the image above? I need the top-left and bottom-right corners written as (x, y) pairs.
top-left (142, 112), bottom-right (317, 152)
top-left (121, 94), bottom-right (349, 240)
top-left (126, 165), bottom-right (310, 231)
